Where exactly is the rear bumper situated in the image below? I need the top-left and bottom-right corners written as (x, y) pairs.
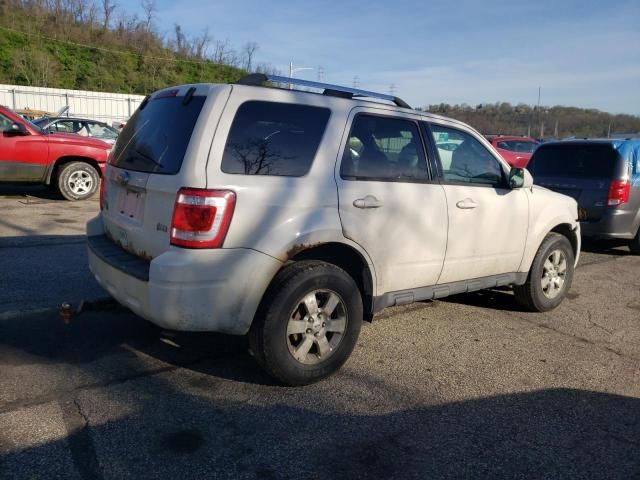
top-left (86, 216), bottom-right (282, 334)
top-left (580, 208), bottom-right (638, 240)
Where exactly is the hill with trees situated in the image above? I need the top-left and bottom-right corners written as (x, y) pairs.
top-left (423, 102), bottom-right (640, 140)
top-left (0, 0), bottom-right (270, 94)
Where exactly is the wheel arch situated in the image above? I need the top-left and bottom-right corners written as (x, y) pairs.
top-left (267, 242), bottom-right (376, 321)
top-left (550, 223), bottom-right (580, 261)
top-left (45, 156), bottom-right (102, 185)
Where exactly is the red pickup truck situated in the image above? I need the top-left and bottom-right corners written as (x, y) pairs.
top-left (0, 105), bottom-right (111, 200)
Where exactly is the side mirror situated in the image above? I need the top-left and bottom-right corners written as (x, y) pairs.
top-left (509, 167), bottom-right (534, 189)
top-left (5, 122), bottom-right (29, 136)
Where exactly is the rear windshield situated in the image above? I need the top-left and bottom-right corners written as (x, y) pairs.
top-left (529, 144), bottom-right (619, 178)
top-left (496, 140), bottom-right (538, 153)
top-left (221, 101), bottom-right (330, 177)
top-left (110, 95), bottom-right (206, 174)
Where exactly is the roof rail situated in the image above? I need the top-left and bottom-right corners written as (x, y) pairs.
top-left (237, 73), bottom-right (412, 109)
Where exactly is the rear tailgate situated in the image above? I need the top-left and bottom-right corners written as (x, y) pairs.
top-left (100, 84), bottom-right (232, 260)
top-left (529, 143), bottom-right (621, 221)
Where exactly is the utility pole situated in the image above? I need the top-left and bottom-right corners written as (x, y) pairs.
top-left (288, 61), bottom-right (312, 89)
top-left (536, 86), bottom-right (541, 138)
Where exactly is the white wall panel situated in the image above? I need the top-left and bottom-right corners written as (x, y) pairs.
top-left (0, 84), bottom-right (145, 125)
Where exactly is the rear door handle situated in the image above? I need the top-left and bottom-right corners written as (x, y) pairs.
top-left (456, 198), bottom-right (479, 209)
top-left (353, 195), bottom-right (383, 209)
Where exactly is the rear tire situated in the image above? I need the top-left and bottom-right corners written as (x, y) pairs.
top-left (514, 233), bottom-right (575, 312)
top-left (249, 260), bottom-right (363, 386)
top-left (56, 161), bottom-right (100, 201)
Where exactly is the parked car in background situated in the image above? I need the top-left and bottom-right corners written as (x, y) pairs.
top-left (87, 75), bottom-right (580, 386)
top-left (528, 139), bottom-right (640, 253)
top-left (486, 135), bottom-right (540, 167)
top-left (33, 117), bottom-right (120, 144)
top-left (0, 105), bottom-right (111, 200)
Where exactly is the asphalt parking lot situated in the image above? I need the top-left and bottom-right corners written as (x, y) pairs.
top-left (0, 184), bottom-right (639, 479)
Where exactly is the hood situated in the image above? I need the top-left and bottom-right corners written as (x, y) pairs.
top-left (532, 184), bottom-right (578, 211)
top-left (47, 132), bottom-right (111, 149)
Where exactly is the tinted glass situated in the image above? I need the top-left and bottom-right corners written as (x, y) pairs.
top-left (0, 114), bottom-right (13, 132)
top-left (87, 122), bottom-right (118, 139)
top-left (497, 140), bottom-right (538, 153)
top-left (221, 102), bottom-right (330, 176)
top-left (111, 95), bottom-right (206, 174)
top-left (529, 144), bottom-right (618, 179)
top-left (431, 125), bottom-right (505, 186)
top-left (340, 114), bottom-right (428, 181)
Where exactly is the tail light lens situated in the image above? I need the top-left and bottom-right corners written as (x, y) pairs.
top-left (99, 178), bottom-right (106, 210)
top-left (607, 179), bottom-right (630, 206)
top-left (170, 188), bottom-right (236, 249)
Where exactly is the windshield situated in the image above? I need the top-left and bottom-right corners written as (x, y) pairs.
top-left (529, 143), bottom-right (619, 179)
top-left (110, 95), bottom-right (206, 174)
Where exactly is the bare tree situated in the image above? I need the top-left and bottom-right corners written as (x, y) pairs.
top-left (242, 41), bottom-right (258, 72)
top-left (141, 0), bottom-right (155, 31)
top-left (193, 27), bottom-right (210, 59)
top-left (101, 0), bottom-right (117, 31)
top-left (174, 23), bottom-right (188, 56)
top-left (212, 39), bottom-right (234, 64)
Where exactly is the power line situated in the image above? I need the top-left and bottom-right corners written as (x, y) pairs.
top-left (0, 24), bottom-right (219, 66)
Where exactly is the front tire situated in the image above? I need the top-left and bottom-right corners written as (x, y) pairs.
top-left (56, 162), bottom-right (100, 201)
top-left (514, 233), bottom-right (575, 312)
top-left (249, 260), bottom-right (363, 386)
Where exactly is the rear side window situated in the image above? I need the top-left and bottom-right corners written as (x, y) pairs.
top-left (529, 144), bottom-right (619, 179)
top-left (221, 101), bottom-right (330, 176)
top-left (111, 95), bottom-right (206, 174)
top-left (340, 114), bottom-right (429, 181)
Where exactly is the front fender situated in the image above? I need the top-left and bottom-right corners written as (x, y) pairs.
top-left (519, 188), bottom-right (580, 272)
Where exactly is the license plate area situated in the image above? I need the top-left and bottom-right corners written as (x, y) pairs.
top-left (116, 188), bottom-right (145, 223)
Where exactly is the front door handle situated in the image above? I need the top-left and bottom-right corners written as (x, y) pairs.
top-left (353, 195), bottom-right (383, 209)
top-left (456, 198), bottom-right (479, 209)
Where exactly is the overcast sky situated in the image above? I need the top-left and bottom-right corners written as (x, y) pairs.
top-left (142, 0), bottom-right (640, 115)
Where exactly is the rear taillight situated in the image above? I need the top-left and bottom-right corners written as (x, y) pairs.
top-left (99, 178), bottom-right (105, 210)
top-left (607, 179), bottom-right (630, 206)
top-left (170, 188), bottom-right (236, 249)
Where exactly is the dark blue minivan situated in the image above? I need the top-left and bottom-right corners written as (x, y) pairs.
top-left (528, 139), bottom-right (640, 253)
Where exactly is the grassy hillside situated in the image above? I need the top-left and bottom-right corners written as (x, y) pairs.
top-left (0, 1), bottom-right (246, 94)
top-left (424, 102), bottom-right (640, 140)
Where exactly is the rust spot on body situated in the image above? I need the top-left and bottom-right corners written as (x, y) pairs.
top-left (284, 242), bottom-right (323, 261)
top-left (105, 229), bottom-right (153, 261)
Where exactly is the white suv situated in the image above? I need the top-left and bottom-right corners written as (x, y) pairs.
top-left (87, 75), bottom-right (580, 385)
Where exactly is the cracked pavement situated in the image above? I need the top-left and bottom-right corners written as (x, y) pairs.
top-left (0, 185), bottom-right (639, 479)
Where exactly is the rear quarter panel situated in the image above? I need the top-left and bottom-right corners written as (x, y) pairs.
top-left (204, 86), bottom-right (378, 288)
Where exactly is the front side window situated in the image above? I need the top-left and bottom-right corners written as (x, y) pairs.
top-left (431, 125), bottom-right (505, 186)
top-left (221, 101), bottom-right (330, 177)
top-left (340, 114), bottom-right (428, 181)
top-left (0, 114), bottom-right (13, 132)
